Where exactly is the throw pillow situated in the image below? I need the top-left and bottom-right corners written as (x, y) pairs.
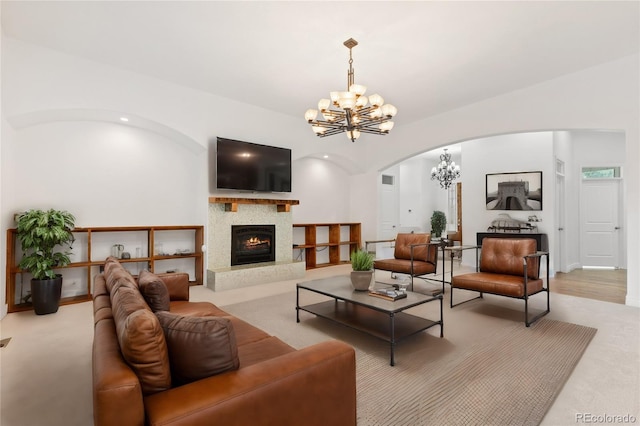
top-left (155, 311), bottom-right (240, 385)
top-left (138, 270), bottom-right (170, 312)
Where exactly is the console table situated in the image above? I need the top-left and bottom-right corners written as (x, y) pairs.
top-left (476, 232), bottom-right (548, 251)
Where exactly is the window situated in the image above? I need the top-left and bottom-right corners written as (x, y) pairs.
top-left (582, 167), bottom-right (621, 179)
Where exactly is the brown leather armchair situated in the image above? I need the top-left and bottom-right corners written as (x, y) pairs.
top-left (451, 238), bottom-right (550, 326)
top-left (366, 233), bottom-right (440, 292)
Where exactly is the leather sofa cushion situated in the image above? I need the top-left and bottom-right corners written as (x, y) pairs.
top-left (138, 270), bottom-right (170, 312)
top-left (156, 312), bottom-right (239, 386)
top-left (117, 306), bottom-right (172, 395)
top-left (111, 286), bottom-right (172, 395)
top-left (480, 238), bottom-right (539, 279)
top-left (170, 300), bottom-right (228, 317)
top-left (394, 233), bottom-right (431, 261)
top-left (373, 258), bottom-right (436, 275)
top-left (222, 315), bottom-right (271, 347)
top-left (452, 272), bottom-right (543, 297)
top-left (236, 336), bottom-right (295, 368)
top-left (104, 257), bottom-right (138, 294)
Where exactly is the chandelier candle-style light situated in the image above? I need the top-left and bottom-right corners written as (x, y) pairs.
top-left (431, 149), bottom-right (461, 189)
top-left (305, 38), bottom-right (397, 143)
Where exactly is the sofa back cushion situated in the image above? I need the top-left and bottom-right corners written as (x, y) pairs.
top-left (104, 256), bottom-right (138, 294)
top-left (111, 285), bottom-right (171, 395)
top-left (156, 311), bottom-right (239, 386)
top-left (480, 238), bottom-right (539, 279)
top-left (138, 270), bottom-right (170, 312)
top-left (394, 233), bottom-right (432, 262)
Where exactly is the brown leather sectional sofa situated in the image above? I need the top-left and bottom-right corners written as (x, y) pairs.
top-left (92, 257), bottom-right (356, 425)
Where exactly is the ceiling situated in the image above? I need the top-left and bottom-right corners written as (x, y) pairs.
top-left (2, 1), bottom-right (639, 128)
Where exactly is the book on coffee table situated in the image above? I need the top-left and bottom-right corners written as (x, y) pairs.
top-left (368, 289), bottom-right (407, 301)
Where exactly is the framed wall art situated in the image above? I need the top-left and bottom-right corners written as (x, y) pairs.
top-left (486, 171), bottom-right (542, 211)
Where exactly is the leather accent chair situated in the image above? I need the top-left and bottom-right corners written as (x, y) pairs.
top-left (366, 233), bottom-right (440, 292)
top-left (451, 238), bottom-right (550, 326)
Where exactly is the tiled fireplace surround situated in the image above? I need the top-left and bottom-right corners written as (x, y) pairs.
top-left (207, 199), bottom-right (305, 291)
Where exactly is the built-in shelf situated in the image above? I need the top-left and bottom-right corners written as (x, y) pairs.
top-left (293, 223), bottom-right (361, 269)
top-left (208, 197), bottom-right (300, 213)
top-left (6, 225), bottom-right (204, 313)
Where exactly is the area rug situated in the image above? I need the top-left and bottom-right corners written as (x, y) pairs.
top-left (222, 292), bottom-right (597, 426)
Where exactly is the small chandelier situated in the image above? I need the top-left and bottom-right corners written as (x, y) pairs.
top-left (304, 38), bottom-right (398, 143)
top-left (431, 149), bottom-right (460, 189)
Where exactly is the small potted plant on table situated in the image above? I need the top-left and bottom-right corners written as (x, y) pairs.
top-left (16, 209), bottom-right (76, 315)
top-left (350, 249), bottom-right (375, 291)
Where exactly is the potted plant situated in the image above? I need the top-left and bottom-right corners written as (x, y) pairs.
top-left (430, 210), bottom-right (447, 238)
top-left (16, 209), bottom-right (76, 315)
top-left (350, 249), bottom-right (375, 291)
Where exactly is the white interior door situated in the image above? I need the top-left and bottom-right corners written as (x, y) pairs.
top-left (580, 179), bottom-right (621, 267)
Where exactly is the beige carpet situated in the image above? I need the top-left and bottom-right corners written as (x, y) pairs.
top-left (223, 291), bottom-right (597, 426)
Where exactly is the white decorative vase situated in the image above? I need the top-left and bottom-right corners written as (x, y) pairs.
top-left (350, 271), bottom-right (373, 291)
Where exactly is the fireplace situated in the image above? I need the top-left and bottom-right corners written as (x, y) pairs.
top-left (231, 225), bottom-right (276, 266)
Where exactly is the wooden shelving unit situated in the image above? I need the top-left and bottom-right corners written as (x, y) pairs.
top-left (6, 225), bottom-right (204, 313)
top-left (293, 223), bottom-right (361, 269)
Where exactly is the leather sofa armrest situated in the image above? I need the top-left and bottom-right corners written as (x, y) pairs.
top-left (144, 340), bottom-right (356, 426)
top-left (155, 272), bottom-right (190, 301)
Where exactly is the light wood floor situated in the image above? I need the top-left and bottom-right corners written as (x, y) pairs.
top-left (550, 268), bottom-right (627, 304)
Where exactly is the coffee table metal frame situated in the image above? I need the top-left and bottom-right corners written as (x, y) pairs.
top-left (296, 275), bottom-right (443, 366)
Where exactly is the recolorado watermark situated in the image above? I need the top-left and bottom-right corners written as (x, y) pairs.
top-left (576, 413), bottom-right (637, 423)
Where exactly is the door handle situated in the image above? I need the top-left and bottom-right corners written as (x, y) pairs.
top-left (558, 228), bottom-right (564, 231)
top-left (614, 226), bottom-right (620, 230)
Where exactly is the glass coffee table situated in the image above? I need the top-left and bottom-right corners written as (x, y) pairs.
top-left (296, 275), bottom-right (443, 366)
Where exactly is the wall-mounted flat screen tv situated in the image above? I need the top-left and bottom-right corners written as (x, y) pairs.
top-left (216, 137), bottom-right (292, 192)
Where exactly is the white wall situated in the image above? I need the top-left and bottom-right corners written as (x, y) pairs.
top-left (290, 157), bottom-right (351, 223)
top-left (460, 132), bottom-right (555, 267)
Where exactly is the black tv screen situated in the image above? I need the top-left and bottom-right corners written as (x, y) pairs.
top-left (216, 137), bottom-right (292, 192)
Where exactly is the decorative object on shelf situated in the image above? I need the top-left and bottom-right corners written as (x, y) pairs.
top-left (304, 38), bottom-right (398, 143)
top-left (15, 209), bottom-right (76, 315)
top-left (488, 213), bottom-right (537, 233)
top-left (430, 211), bottom-right (447, 238)
top-left (350, 249), bottom-right (375, 291)
top-left (485, 171), bottom-right (542, 211)
top-left (111, 244), bottom-right (124, 259)
top-left (430, 149), bottom-right (460, 189)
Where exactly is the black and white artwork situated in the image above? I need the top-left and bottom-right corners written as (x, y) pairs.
top-left (486, 171), bottom-right (542, 211)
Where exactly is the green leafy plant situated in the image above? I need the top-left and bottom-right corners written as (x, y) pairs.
top-left (16, 209), bottom-right (76, 280)
top-left (350, 249), bottom-right (374, 271)
top-left (430, 210), bottom-right (447, 238)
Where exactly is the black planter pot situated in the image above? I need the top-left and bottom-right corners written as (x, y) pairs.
top-left (30, 275), bottom-right (63, 315)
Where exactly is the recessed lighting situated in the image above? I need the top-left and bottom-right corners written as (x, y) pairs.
top-left (120, 117), bottom-right (129, 122)
top-left (323, 155), bottom-right (329, 159)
